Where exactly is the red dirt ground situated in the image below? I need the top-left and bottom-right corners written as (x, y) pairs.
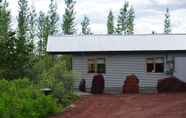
top-left (50, 93), bottom-right (186, 118)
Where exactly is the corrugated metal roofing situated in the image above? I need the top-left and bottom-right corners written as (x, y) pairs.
top-left (47, 34), bottom-right (186, 53)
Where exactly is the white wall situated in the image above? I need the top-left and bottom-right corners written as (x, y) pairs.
top-left (175, 57), bottom-right (186, 82)
top-left (72, 54), bottom-right (170, 90)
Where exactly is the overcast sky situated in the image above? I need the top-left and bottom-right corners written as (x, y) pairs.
top-left (7, 0), bottom-right (186, 34)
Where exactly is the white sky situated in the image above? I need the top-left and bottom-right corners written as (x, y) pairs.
top-left (7, 0), bottom-right (186, 34)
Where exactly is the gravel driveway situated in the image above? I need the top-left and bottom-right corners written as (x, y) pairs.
top-left (50, 93), bottom-right (186, 118)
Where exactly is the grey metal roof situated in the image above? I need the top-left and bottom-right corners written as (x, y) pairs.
top-left (47, 34), bottom-right (186, 53)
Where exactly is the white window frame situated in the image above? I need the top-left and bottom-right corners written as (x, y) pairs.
top-left (146, 57), bottom-right (165, 74)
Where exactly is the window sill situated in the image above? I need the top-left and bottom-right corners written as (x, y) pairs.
top-left (88, 72), bottom-right (106, 74)
top-left (145, 72), bottom-right (165, 74)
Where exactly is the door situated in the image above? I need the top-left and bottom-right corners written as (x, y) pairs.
top-left (174, 57), bottom-right (186, 82)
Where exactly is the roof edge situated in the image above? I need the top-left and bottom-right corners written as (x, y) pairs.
top-left (47, 50), bottom-right (186, 55)
top-left (50, 33), bottom-right (186, 37)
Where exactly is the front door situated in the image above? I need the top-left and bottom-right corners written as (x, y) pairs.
top-left (174, 57), bottom-right (186, 82)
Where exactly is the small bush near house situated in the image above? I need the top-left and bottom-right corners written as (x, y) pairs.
top-left (0, 79), bottom-right (59, 118)
top-left (38, 59), bottom-right (79, 107)
top-left (32, 55), bottom-right (79, 106)
top-left (123, 74), bottom-right (139, 94)
top-left (79, 79), bottom-right (86, 92)
top-left (157, 77), bottom-right (186, 93)
top-left (91, 74), bottom-right (105, 94)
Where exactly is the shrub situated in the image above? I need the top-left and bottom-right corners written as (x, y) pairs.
top-left (0, 79), bottom-right (59, 118)
top-left (39, 68), bottom-right (77, 104)
top-left (123, 74), bottom-right (139, 94)
top-left (91, 74), bottom-right (105, 94)
top-left (32, 56), bottom-right (79, 110)
top-left (157, 77), bottom-right (186, 93)
top-left (79, 79), bottom-right (86, 92)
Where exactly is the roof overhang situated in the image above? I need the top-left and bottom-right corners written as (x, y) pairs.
top-left (47, 50), bottom-right (186, 55)
top-left (47, 34), bottom-right (186, 55)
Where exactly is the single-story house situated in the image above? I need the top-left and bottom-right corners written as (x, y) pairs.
top-left (47, 34), bottom-right (186, 92)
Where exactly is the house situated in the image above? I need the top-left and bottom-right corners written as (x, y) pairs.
top-left (47, 34), bottom-right (186, 92)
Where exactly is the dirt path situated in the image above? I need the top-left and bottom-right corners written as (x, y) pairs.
top-left (50, 93), bottom-right (186, 118)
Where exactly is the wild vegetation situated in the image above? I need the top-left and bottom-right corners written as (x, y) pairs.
top-left (0, 0), bottom-right (172, 117)
top-left (0, 0), bottom-right (78, 117)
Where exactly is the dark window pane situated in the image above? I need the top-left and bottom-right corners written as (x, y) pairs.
top-left (155, 63), bottom-right (164, 73)
top-left (147, 63), bottom-right (154, 72)
top-left (88, 64), bottom-right (96, 73)
top-left (88, 59), bottom-right (96, 73)
top-left (97, 64), bottom-right (105, 73)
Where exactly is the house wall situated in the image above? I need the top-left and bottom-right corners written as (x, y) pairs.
top-left (72, 53), bottom-right (186, 92)
top-left (174, 57), bottom-right (186, 82)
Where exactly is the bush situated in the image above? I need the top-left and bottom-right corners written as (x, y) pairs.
top-left (39, 64), bottom-right (78, 106)
top-left (91, 74), bottom-right (105, 94)
top-left (0, 79), bottom-right (59, 118)
top-left (32, 55), bottom-right (79, 110)
top-left (123, 74), bottom-right (139, 94)
top-left (79, 79), bottom-right (86, 92)
top-left (157, 77), bottom-right (186, 93)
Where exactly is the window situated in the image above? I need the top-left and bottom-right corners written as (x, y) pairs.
top-left (155, 57), bottom-right (164, 73)
top-left (146, 57), bottom-right (164, 73)
top-left (88, 58), bottom-right (106, 73)
top-left (97, 58), bottom-right (105, 73)
top-left (146, 58), bottom-right (154, 72)
top-left (88, 59), bottom-right (96, 73)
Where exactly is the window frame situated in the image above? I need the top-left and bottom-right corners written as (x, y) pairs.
top-left (96, 58), bottom-right (106, 74)
top-left (88, 58), bottom-right (96, 73)
top-left (87, 57), bottom-right (106, 74)
top-left (145, 57), bottom-right (165, 74)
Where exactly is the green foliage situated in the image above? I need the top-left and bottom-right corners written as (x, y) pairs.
top-left (32, 55), bottom-right (79, 106)
top-left (16, 0), bottom-right (34, 78)
top-left (28, 6), bottom-right (37, 48)
top-left (62, 0), bottom-right (76, 34)
top-left (36, 56), bottom-right (75, 91)
top-left (48, 0), bottom-right (59, 35)
top-left (0, 1), bottom-right (78, 116)
top-left (1, 32), bottom-right (20, 80)
top-left (164, 8), bottom-right (171, 34)
top-left (117, 2), bottom-right (129, 35)
top-left (0, 0), bottom-right (10, 79)
top-left (107, 10), bottom-right (114, 34)
top-left (17, 0), bottom-right (29, 40)
top-left (0, 0), bottom-right (10, 37)
top-left (127, 7), bottom-right (135, 34)
top-left (81, 16), bottom-right (91, 35)
top-left (0, 79), bottom-right (59, 118)
top-left (116, 2), bottom-right (135, 35)
top-left (37, 12), bottom-right (50, 56)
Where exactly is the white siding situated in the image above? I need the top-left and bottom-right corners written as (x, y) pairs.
top-left (175, 57), bottom-right (186, 82)
top-left (72, 54), bottom-right (169, 90)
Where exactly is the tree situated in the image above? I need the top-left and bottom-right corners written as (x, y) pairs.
top-left (0, 0), bottom-right (11, 79)
top-left (107, 10), bottom-right (114, 34)
top-left (4, 32), bottom-right (20, 79)
top-left (37, 11), bottom-right (50, 56)
top-left (28, 6), bottom-right (37, 50)
top-left (48, 0), bottom-right (59, 35)
top-left (0, 0), bottom-right (9, 38)
top-left (127, 7), bottom-right (135, 34)
top-left (116, 2), bottom-right (129, 35)
top-left (116, 2), bottom-right (135, 35)
top-left (164, 8), bottom-right (171, 34)
top-left (36, 0), bottom-right (59, 56)
top-left (62, 0), bottom-right (76, 35)
top-left (0, 1), bottom-right (25, 80)
top-left (81, 16), bottom-right (91, 35)
top-left (16, 0), bottom-right (34, 78)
